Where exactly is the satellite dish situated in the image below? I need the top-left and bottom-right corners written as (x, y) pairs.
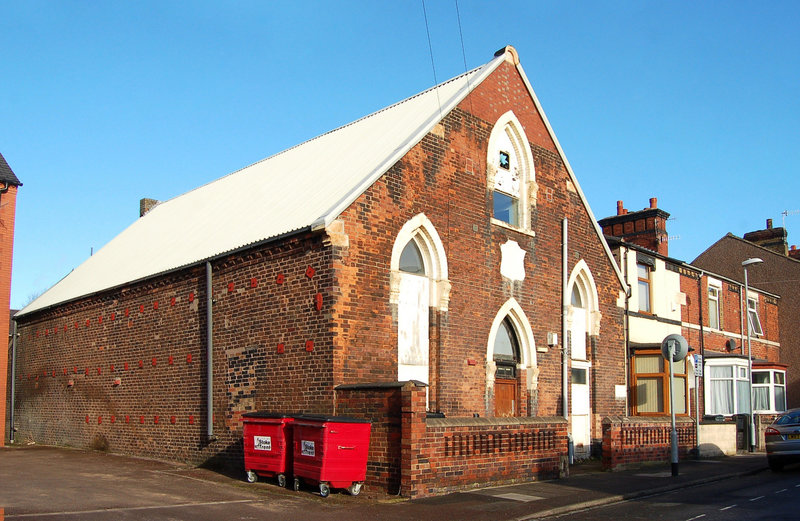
top-left (661, 334), bottom-right (689, 362)
top-left (726, 339), bottom-right (737, 351)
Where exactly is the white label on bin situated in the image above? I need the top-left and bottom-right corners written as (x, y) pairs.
top-left (254, 436), bottom-right (272, 451)
top-left (301, 440), bottom-right (315, 457)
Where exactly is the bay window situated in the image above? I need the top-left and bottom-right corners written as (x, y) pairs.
top-left (705, 360), bottom-right (750, 415)
top-left (753, 369), bottom-right (786, 413)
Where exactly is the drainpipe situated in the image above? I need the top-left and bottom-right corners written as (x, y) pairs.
top-left (9, 319), bottom-right (17, 443)
top-left (562, 219), bottom-right (571, 462)
top-left (206, 261), bottom-right (215, 441)
top-left (622, 248), bottom-right (630, 415)
top-left (695, 272), bottom-right (705, 455)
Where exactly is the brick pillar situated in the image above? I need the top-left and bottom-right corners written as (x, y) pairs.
top-left (0, 184), bottom-right (19, 446)
top-left (400, 382), bottom-right (427, 498)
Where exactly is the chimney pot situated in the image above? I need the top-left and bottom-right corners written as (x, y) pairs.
top-left (767, 218), bottom-right (773, 229)
top-left (792, 245), bottom-right (797, 251)
top-left (650, 197), bottom-right (658, 209)
top-left (617, 200), bottom-right (624, 216)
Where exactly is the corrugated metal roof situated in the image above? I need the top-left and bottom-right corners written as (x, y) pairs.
top-left (18, 52), bottom-right (506, 316)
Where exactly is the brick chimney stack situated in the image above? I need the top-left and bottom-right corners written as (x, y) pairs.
top-left (743, 219), bottom-right (788, 256)
top-left (139, 198), bottom-right (159, 217)
top-left (598, 197), bottom-right (670, 256)
top-left (790, 245), bottom-right (800, 260)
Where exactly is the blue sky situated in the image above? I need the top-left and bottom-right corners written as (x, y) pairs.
top-left (2, 1), bottom-right (798, 309)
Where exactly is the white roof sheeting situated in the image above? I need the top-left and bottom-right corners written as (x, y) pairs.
top-left (18, 52), bottom-right (506, 316)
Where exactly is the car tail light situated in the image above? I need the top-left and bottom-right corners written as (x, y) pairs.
top-left (765, 427), bottom-right (780, 436)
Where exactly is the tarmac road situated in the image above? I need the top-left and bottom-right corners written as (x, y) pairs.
top-left (0, 445), bottom-right (770, 521)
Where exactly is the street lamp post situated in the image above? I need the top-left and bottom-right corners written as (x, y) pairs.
top-left (742, 257), bottom-right (763, 452)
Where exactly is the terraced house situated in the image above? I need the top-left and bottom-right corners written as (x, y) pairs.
top-left (11, 47), bottom-right (628, 497)
top-left (600, 199), bottom-right (783, 461)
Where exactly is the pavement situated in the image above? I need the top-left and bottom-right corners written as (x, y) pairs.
top-left (0, 444), bottom-right (771, 520)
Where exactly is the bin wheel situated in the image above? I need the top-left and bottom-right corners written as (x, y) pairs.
top-left (277, 474), bottom-right (287, 488)
top-left (319, 483), bottom-right (330, 497)
top-left (246, 470), bottom-right (258, 483)
top-left (348, 483), bottom-right (363, 496)
top-left (293, 477), bottom-right (301, 492)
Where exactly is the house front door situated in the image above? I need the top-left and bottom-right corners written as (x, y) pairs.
top-left (495, 379), bottom-right (518, 417)
top-left (570, 363), bottom-right (591, 459)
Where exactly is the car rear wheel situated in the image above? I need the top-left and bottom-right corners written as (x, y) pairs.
top-left (768, 457), bottom-right (784, 472)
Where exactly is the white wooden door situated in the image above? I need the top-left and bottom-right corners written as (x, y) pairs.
top-left (571, 362), bottom-right (591, 459)
top-left (397, 273), bottom-right (429, 385)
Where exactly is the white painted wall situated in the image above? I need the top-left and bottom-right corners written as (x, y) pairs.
top-left (623, 247), bottom-right (684, 344)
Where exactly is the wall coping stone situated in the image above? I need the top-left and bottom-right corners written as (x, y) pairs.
top-left (427, 416), bottom-right (567, 428)
top-left (603, 415), bottom-right (695, 425)
top-left (335, 380), bottom-right (427, 391)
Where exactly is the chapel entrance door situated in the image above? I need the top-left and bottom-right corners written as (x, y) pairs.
top-left (495, 379), bottom-right (518, 417)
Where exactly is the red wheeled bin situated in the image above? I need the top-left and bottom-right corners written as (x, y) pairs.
top-left (291, 415), bottom-right (372, 497)
top-left (242, 412), bottom-right (296, 487)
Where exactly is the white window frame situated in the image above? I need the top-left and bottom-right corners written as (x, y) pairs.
top-left (704, 359), bottom-right (751, 416)
top-left (707, 278), bottom-right (721, 330)
top-left (637, 262), bottom-right (652, 314)
top-left (752, 369), bottom-right (786, 413)
top-left (487, 111), bottom-right (535, 232)
top-left (746, 295), bottom-right (763, 336)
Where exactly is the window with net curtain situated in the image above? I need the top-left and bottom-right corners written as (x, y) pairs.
top-left (707, 364), bottom-right (750, 415)
top-left (633, 353), bottom-right (687, 414)
top-left (708, 285), bottom-right (720, 329)
top-left (637, 263), bottom-right (651, 313)
top-left (753, 370), bottom-right (786, 413)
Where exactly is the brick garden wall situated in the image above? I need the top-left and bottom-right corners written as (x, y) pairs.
top-left (334, 382), bottom-right (406, 494)
top-left (335, 382), bottom-right (567, 498)
top-left (602, 416), bottom-right (696, 470)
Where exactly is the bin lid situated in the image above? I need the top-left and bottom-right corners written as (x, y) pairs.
top-left (242, 411), bottom-right (300, 419)
top-left (293, 414), bottom-right (371, 424)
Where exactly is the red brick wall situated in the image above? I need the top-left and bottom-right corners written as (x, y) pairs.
top-left (334, 383), bottom-right (406, 494)
top-left (13, 231), bottom-right (334, 464)
top-left (681, 271), bottom-right (779, 355)
top-left (335, 382), bottom-right (566, 498)
top-left (602, 416), bottom-right (696, 470)
top-left (0, 184), bottom-right (18, 446)
top-left (678, 270), bottom-right (781, 419)
top-left (332, 60), bottom-right (626, 427)
top-left (12, 60), bottom-right (625, 472)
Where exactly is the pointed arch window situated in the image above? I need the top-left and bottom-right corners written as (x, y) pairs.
top-left (487, 111), bottom-right (535, 230)
top-left (391, 214), bottom-right (450, 404)
top-left (571, 284), bottom-right (584, 308)
top-left (399, 240), bottom-right (425, 274)
top-left (494, 317), bottom-right (520, 379)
